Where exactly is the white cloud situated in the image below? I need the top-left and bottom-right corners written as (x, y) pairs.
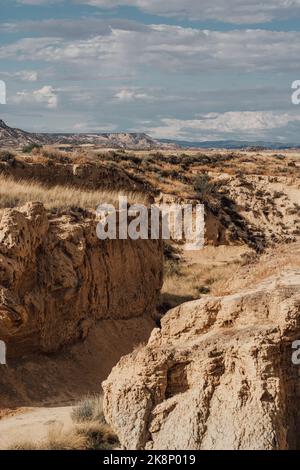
top-left (144, 111), bottom-right (300, 140)
top-left (1, 18), bottom-right (147, 39)
top-left (13, 85), bottom-right (58, 108)
top-left (16, 70), bottom-right (38, 81)
top-left (82, 0), bottom-right (300, 24)
top-left (17, 0), bottom-right (62, 4)
top-left (73, 122), bottom-right (117, 132)
top-left (114, 89), bottom-right (152, 101)
top-left (3, 70), bottom-right (38, 82)
top-left (1, 26), bottom-right (300, 74)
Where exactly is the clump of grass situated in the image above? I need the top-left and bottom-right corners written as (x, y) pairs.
top-left (9, 441), bottom-right (39, 451)
top-left (22, 143), bottom-right (42, 154)
top-left (0, 150), bottom-right (15, 162)
top-left (9, 425), bottom-right (89, 451)
top-left (10, 395), bottom-right (119, 451)
top-left (71, 395), bottom-right (105, 424)
top-left (37, 146), bottom-right (70, 163)
top-left (76, 422), bottom-right (119, 450)
top-left (44, 425), bottom-right (89, 450)
top-left (164, 258), bottom-right (182, 278)
top-left (196, 286), bottom-right (211, 295)
top-left (71, 395), bottom-right (119, 450)
top-left (0, 175), bottom-right (148, 211)
top-left (194, 174), bottom-right (220, 198)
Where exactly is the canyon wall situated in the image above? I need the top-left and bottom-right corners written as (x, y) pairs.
top-left (103, 263), bottom-right (300, 450)
top-left (0, 202), bottom-right (163, 358)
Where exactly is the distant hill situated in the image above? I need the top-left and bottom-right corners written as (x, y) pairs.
top-left (159, 138), bottom-right (300, 150)
top-left (1, 119), bottom-right (299, 150)
top-left (0, 119), bottom-right (174, 150)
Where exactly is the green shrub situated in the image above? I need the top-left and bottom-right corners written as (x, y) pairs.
top-left (22, 142), bottom-right (42, 154)
top-left (194, 174), bottom-right (220, 197)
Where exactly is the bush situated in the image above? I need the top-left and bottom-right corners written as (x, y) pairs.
top-left (71, 395), bottom-right (106, 424)
top-left (0, 150), bottom-right (15, 162)
top-left (193, 174), bottom-right (219, 197)
top-left (76, 422), bottom-right (119, 450)
top-left (22, 142), bottom-right (42, 154)
top-left (164, 259), bottom-right (182, 278)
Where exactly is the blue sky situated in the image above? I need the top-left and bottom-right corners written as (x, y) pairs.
top-left (0, 0), bottom-right (300, 142)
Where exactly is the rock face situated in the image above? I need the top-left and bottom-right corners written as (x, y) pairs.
top-left (103, 270), bottom-right (300, 450)
top-left (0, 203), bottom-right (163, 357)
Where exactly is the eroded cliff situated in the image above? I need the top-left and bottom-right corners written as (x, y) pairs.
top-left (103, 246), bottom-right (300, 450)
top-left (0, 202), bottom-right (163, 358)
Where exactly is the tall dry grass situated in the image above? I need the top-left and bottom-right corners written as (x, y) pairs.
top-left (0, 175), bottom-right (148, 212)
top-left (71, 395), bottom-right (105, 424)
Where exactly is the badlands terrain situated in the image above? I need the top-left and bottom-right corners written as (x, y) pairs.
top-left (0, 131), bottom-right (300, 449)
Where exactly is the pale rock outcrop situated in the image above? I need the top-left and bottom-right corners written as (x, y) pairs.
top-left (0, 203), bottom-right (163, 357)
top-left (103, 271), bottom-right (300, 450)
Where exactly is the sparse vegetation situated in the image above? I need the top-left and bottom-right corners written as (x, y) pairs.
top-left (0, 175), bottom-right (147, 211)
top-left (37, 146), bottom-right (70, 163)
top-left (193, 174), bottom-right (220, 198)
top-left (22, 143), bottom-right (43, 154)
top-left (0, 150), bottom-right (15, 162)
top-left (9, 395), bottom-right (119, 451)
top-left (71, 395), bottom-right (105, 424)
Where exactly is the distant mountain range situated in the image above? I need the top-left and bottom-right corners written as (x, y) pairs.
top-left (0, 119), bottom-right (168, 150)
top-left (0, 119), bottom-right (299, 150)
top-left (160, 138), bottom-right (300, 150)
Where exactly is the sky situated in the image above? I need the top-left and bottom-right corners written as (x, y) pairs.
top-left (0, 0), bottom-right (300, 142)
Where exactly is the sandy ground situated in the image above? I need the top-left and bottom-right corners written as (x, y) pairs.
top-left (0, 315), bottom-right (155, 411)
top-left (0, 406), bottom-right (73, 449)
top-left (184, 245), bottom-right (249, 266)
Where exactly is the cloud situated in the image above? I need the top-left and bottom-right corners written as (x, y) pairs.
top-left (1, 26), bottom-right (300, 74)
top-left (1, 18), bottom-right (148, 39)
top-left (12, 85), bottom-right (58, 108)
top-left (1, 70), bottom-right (38, 81)
top-left (82, 0), bottom-right (300, 24)
top-left (17, 0), bottom-right (62, 4)
top-left (73, 122), bottom-right (117, 132)
top-left (114, 89), bottom-right (152, 101)
top-left (144, 111), bottom-right (300, 140)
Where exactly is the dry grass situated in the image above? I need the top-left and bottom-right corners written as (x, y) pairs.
top-left (9, 425), bottom-right (88, 450)
top-left (9, 440), bottom-right (40, 451)
top-left (43, 425), bottom-right (89, 450)
top-left (71, 395), bottom-right (105, 424)
top-left (76, 421), bottom-right (119, 450)
top-left (9, 394), bottom-right (119, 451)
top-left (159, 246), bottom-right (247, 312)
top-left (0, 175), bottom-right (148, 212)
top-left (33, 146), bottom-right (70, 163)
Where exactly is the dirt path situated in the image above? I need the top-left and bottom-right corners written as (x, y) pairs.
top-left (0, 406), bottom-right (73, 450)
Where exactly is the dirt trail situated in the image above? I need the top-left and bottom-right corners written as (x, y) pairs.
top-left (0, 316), bottom-right (155, 417)
top-left (0, 406), bottom-right (73, 449)
top-left (0, 315), bottom-right (156, 450)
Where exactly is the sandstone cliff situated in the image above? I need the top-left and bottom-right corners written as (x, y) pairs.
top-left (103, 250), bottom-right (300, 450)
top-left (0, 202), bottom-right (163, 358)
